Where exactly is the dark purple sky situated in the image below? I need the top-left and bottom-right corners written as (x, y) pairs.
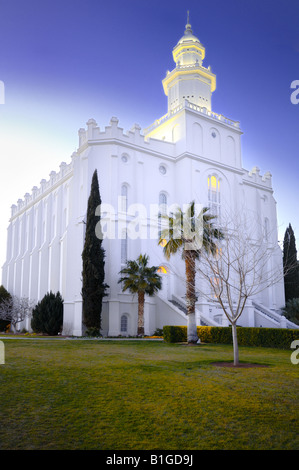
top-left (0, 0), bottom-right (298, 272)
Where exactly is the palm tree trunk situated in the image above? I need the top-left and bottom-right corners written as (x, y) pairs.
top-left (137, 290), bottom-right (145, 336)
top-left (185, 251), bottom-right (198, 344)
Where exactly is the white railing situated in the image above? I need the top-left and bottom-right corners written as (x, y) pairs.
top-left (171, 294), bottom-right (220, 327)
top-left (252, 301), bottom-right (298, 329)
top-left (144, 100), bottom-right (240, 136)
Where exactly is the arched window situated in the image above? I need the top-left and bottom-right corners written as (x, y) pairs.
top-left (121, 229), bottom-right (127, 266)
top-left (120, 314), bottom-right (128, 333)
top-left (159, 192), bottom-right (167, 212)
top-left (121, 184), bottom-right (128, 212)
top-left (158, 192), bottom-right (167, 237)
top-left (208, 175), bottom-right (221, 218)
top-left (157, 266), bottom-right (168, 274)
top-left (264, 218), bottom-right (269, 241)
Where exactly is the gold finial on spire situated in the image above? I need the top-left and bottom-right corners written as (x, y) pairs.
top-left (187, 10), bottom-right (190, 24)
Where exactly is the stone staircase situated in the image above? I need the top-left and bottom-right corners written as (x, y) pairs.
top-left (167, 295), bottom-right (298, 329)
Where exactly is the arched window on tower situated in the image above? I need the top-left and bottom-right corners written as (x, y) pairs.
top-left (208, 175), bottom-right (221, 219)
top-left (121, 229), bottom-right (127, 267)
top-left (158, 192), bottom-right (167, 238)
top-left (121, 184), bottom-right (128, 212)
top-left (264, 218), bottom-right (270, 241)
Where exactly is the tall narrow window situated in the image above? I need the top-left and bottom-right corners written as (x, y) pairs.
top-left (264, 218), bottom-right (269, 241)
top-left (121, 229), bottom-right (127, 266)
top-left (121, 184), bottom-right (128, 212)
top-left (120, 314), bottom-right (128, 333)
top-left (159, 192), bottom-right (167, 212)
top-left (208, 175), bottom-right (221, 218)
top-left (158, 192), bottom-right (167, 237)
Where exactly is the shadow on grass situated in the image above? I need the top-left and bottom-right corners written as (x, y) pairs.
top-left (211, 361), bottom-right (270, 368)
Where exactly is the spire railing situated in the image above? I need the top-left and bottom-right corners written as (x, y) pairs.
top-left (144, 100), bottom-right (240, 135)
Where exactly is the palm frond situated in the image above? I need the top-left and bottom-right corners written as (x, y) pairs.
top-left (118, 254), bottom-right (162, 297)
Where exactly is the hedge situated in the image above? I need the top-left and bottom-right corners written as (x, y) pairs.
top-left (163, 325), bottom-right (299, 350)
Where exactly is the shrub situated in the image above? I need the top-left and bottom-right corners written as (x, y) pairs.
top-left (283, 298), bottom-right (299, 325)
top-left (163, 326), bottom-right (187, 343)
top-left (0, 285), bottom-right (11, 332)
top-left (163, 325), bottom-right (299, 349)
top-left (153, 328), bottom-right (163, 337)
top-left (85, 327), bottom-right (101, 337)
top-left (31, 291), bottom-right (63, 336)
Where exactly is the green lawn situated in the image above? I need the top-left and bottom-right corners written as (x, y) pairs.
top-left (0, 338), bottom-right (298, 450)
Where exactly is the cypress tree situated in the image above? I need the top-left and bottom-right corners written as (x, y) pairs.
top-left (81, 170), bottom-right (108, 332)
top-left (283, 223), bottom-right (299, 302)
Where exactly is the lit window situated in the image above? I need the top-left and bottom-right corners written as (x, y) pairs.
top-left (208, 175), bottom-right (221, 218)
top-left (157, 266), bottom-right (168, 274)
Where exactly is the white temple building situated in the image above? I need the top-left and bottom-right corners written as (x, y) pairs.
top-left (2, 19), bottom-right (295, 335)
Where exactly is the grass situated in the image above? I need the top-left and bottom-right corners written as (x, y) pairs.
top-left (0, 338), bottom-right (298, 450)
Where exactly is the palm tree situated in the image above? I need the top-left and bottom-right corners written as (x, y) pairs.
top-left (158, 201), bottom-right (223, 343)
top-left (118, 254), bottom-right (162, 335)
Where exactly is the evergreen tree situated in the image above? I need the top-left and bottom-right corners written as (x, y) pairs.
top-left (283, 298), bottom-right (299, 325)
top-left (81, 170), bottom-right (108, 332)
top-left (283, 223), bottom-right (299, 302)
top-left (0, 285), bottom-right (12, 331)
top-left (31, 291), bottom-right (63, 335)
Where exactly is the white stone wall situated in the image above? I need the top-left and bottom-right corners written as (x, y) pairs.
top-left (2, 103), bottom-right (285, 336)
top-left (2, 160), bottom-right (74, 307)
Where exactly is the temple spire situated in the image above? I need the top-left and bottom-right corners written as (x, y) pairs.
top-left (185, 10), bottom-right (192, 34)
top-left (162, 18), bottom-right (216, 112)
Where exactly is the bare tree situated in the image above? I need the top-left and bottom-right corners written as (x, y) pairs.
top-left (0, 295), bottom-right (35, 332)
top-left (162, 208), bottom-right (292, 365)
top-left (194, 211), bottom-right (289, 365)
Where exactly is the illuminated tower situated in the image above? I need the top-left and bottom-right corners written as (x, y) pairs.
top-left (162, 12), bottom-right (216, 113)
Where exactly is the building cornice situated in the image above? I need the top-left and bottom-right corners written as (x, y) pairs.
top-left (176, 151), bottom-right (244, 175)
top-left (10, 164), bottom-right (74, 221)
top-left (162, 64), bottom-right (216, 94)
top-left (78, 136), bottom-right (176, 162)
